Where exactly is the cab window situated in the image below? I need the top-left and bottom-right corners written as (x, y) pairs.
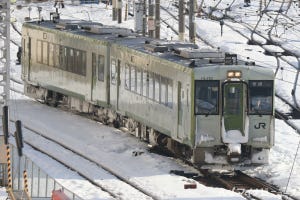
top-left (195, 80), bottom-right (219, 115)
top-left (249, 80), bottom-right (273, 115)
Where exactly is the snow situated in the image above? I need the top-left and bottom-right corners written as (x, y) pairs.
top-left (0, 188), bottom-right (7, 200)
top-left (1, 0), bottom-right (300, 199)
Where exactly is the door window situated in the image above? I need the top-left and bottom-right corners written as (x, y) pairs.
top-left (195, 80), bottom-right (219, 115)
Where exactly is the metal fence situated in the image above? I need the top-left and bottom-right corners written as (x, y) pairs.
top-left (9, 144), bottom-right (83, 200)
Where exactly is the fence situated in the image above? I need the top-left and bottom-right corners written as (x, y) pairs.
top-left (8, 144), bottom-right (83, 200)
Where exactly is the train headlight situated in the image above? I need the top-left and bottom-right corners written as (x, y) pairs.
top-left (227, 71), bottom-right (242, 79)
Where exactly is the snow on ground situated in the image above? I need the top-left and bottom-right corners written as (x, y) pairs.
top-left (3, 0), bottom-right (300, 199)
top-left (9, 98), bottom-right (245, 200)
top-left (0, 188), bottom-right (7, 200)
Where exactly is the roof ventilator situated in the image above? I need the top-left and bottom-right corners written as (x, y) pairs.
top-left (225, 53), bottom-right (238, 65)
top-left (144, 41), bottom-right (168, 53)
top-left (174, 48), bottom-right (224, 59)
top-left (84, 25), bottom-right (133, 35)
top-left (55, 21), bottom-right (78, 30)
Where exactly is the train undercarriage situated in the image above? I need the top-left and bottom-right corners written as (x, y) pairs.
top-left (25, 83), bottom-right (194, 161)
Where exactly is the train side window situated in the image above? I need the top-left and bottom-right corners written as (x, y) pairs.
top-left (142, 70), bottom-right (148, 97)
top-left (22, 39), bottom-right (26, 57)
top-left (75, 50), bottom-right (80, 73)
top-left (130, 66), bottom-right (136, 92)
top-left (125, 64), bottom-right (130, 89)
top-left (167, 79), bottom-right (173, 108)
top-left (195, 80), bottom-right (219, 115)
top-left (67, 48), bottom-right (74, 72)
top-left (42, 41), bottom-right (48, 65)
top-left (48, 43), bottom-right (54, 67)
top-left (98, 55), bottom-right (105, 81)
top-left (111, 59), bottom-right (116, 85)
top-left (249, 80), bottom-right (273, 115)
top-left (37, 40), bottom-right (42, 63)
top-left (54, 44), bottom-right (59, 68)
top-left (148, 72), bottom-right (154, 100)
top-left (137, 68), bottom-right (142, 95)
top-left (161, 77), bottom-right (167, 105)
top-left (81, 51), bottom-right (87, 76)
top-left (154, 74), bottom-right (160, 103)
top-left (92, 53), bottom-right (96, 78)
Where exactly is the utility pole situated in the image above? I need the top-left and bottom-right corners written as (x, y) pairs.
top-left (142, 0), bottom-right (146, 36)
top-left (179, 0), bottom-right (185, 41)
top-left (148, 0), bottom-right (154, 37)
top-left (155, 0), bottom-right (160, 39)
top-left (112, 0), bottom-right (117, 21)
top-left (117, 0), bottom-right (122, 23)
top-left (0, 0), bottom-right (11, 107)
top-left (124, 0), bottom-right (128, 21)
top-left (189, 0), bottom-right (196, 43)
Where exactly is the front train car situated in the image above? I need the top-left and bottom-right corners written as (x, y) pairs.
top-left (191, 53), bottom-right (275, 165)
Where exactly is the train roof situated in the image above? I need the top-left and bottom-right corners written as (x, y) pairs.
top-left (23, 20), bottom-right (270, 71)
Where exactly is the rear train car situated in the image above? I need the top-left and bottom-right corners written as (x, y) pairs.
top-left (21, 20), bottom-right (275, 166)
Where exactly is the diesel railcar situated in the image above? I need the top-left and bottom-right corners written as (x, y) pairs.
top-left (21, 19), bottom-right (275, 166)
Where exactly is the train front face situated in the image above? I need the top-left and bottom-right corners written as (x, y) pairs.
top-left (193, 65), bottom-right (275, 165)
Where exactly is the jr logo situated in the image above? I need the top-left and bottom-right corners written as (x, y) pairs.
top-left (254, 122), bottom-right (266, 129)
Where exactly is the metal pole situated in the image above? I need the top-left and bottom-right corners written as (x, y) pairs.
top-left (142, 0), bottom-right (147, 36)
top-left (155, 0), bottom-right (160, 39)
top-left (112, 0), bottom-right (117, 21)
top-left (179, 0), bottom-right (185, 41)
top-left (189, 0), bottom-right (196, 43)
top-left (124, 0), bottom-right (128, 21)
top-left (117, 0), bottom-right (122, 23)
top-left (148, 0), bottom-right (154, 37)
top-left (0, 0), bottom-right (11, 107)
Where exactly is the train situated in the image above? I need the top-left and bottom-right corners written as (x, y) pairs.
top-left (21, 19), bottom-right (275, 166)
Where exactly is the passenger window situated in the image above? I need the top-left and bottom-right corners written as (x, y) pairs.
top-left (161, 77), bottom-right (167, 105)
top-left (111, 59), bottom-right (116, 85)
top-left (98, 55), bottom-right (105, 82)
top-left (37, 40), bottom-right (42, 63)
top-left (67, 48), bottom-right (74, 72)
top-left (75, 50), bottom-right (80, 73)
top-left (137, 68), bottom-right (142, 95)
top-left (81, 51), bottom-right (87, 76)
top-left (54, 44), bottom-right (59, 68)
top-left (22, 39), bottom-right (26, 57)
top-left (148, 72), bottom-right (154, 100)
top-left (92, 53), bottom-right (96, 77)
top-left (142, 70), bottom-right (148, 97)
top-left (154, 74), bottom-right (160, 102)
top-left (195, 80), bottom-right (219, 115)
top-left (249, 80), bottom-right (273, 115)
top-left (131, 66), bottom-right (136, 92)
top-left (42, 41), bottom-right (48, 65)
top-left (48, 43), bottom-right (54, 67)
top-left (167, 79), bottom-right (173, 108)
top-left (125, 64), bottom-right (130, 89)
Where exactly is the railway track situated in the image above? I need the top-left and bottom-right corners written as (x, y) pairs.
top-left (8, 120), bottom-right (155, 200)
top-left (159, 2), bottom-right (300, 199)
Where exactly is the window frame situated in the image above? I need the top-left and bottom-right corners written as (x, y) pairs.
top-left (194, 80), bottom-right (220, 115)
top-left (248, 80), bottom-right (274, 115)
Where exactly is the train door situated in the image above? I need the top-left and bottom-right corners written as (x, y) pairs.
top-left (222, 82), bottom-right (248, 142)
top-left (91, 53), bottom-right (106, 103)
top-left (21, 36), bottom-right (31, 81)
top-left (110, 59), bottom-right (121, 110)
top-left (177, 81), bottom-right (184, 139)
top-left (116, 60), bottom-right (121, 109)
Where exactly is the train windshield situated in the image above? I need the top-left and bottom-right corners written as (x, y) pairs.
top-left (195, 80), bottom-right (219, 115)
top-left (249, 80), bottom-right (273, 115)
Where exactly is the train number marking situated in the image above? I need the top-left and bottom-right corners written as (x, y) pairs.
top-left (200, 77), bottom-right (213, 80)
top-left (254, 123), bottom-right (266, 129)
